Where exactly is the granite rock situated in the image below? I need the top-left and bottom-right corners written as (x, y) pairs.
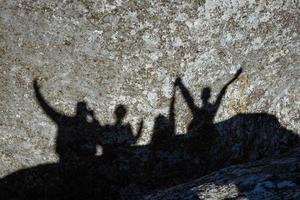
top-left (0, 0), bottom-right (299, 179)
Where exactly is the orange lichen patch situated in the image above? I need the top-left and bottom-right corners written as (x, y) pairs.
top-left (239, 75), bottom-right (248, 113)
top-left (226, 74), bottom-right (248, 115)
top-left (226, 86), bottom-right (235, 116)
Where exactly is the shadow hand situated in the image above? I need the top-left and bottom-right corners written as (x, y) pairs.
top-left (33, 79), bottom-right (40, 90)
top-left (234, 68), bottom-right (243, 78)
top-left (139, 119), bottom-right (144, 128)
top-left (174, 77), bottom-right (182, 86)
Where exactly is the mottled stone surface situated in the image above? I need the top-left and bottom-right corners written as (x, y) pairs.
top-left (0, 0), bottom-right (299, 177)
top-left (145, 145), bottom-right (300, 200)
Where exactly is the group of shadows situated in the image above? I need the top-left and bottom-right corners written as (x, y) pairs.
top-left (1, 68), bottom-right (300, 200)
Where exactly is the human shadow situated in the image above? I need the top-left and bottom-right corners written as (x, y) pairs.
top-left (33, 80), bottom-right (101, 163)
top-left (174, 69), bottom-right (242, 156)
top-left (0, 71), bottom-right (299, 199)
top-left (151, 85), bottom-right (176, 147)
top-left (99, 104), bottom-right (143, 158)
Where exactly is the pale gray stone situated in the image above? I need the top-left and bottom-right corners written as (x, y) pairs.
top-left (0, 0), bottom-right (299, 182)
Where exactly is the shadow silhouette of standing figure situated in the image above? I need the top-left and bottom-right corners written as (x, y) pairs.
top-left (151, 85), bottom-right (176, 148)
top-left (175, 68), bottom-right (242, 154)
top-left (101, 105), bottom-right (143, 151)
top-left (33, 79), bottom-right (101, 163)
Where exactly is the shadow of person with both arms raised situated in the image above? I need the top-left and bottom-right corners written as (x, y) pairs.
top-left (174, 69), bottom-right (242, 159)
top-left (0, 69), bottom-right (299, 200)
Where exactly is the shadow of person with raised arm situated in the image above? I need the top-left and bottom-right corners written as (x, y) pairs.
top-left (33, 79), bottom-right (101, 163)
top-left (151, 86), bottom-right (176, 148)
top-left (143, 85), bottom-right (178, 185)
top-left (2, 73), bottom-right (300, 200)
top-left (175, 68), bottom-right (242, 155)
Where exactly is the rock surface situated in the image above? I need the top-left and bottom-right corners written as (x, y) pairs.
top-left (0, 1), bottom-right (300, 199)
top-left (0, 0), bottom-right (299, 182)
top-left (146, 145), bottom-right (300, 200)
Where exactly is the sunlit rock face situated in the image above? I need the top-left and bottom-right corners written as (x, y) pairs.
top-left (0, 0), bottom-right (299, 177)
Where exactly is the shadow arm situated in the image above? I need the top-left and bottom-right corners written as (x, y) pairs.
top-left (135, 119), bottom-right (144, 141)
top-left (168, 87), bottom-right (176, 136)
top-left (175, 78), bottom-right (196, 112)
top-left (33, 79), bottom-right (63, 122)
top-left (214, 68), bottom-right (242, 111)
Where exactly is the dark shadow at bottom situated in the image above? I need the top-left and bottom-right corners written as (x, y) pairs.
top-left (1, 113), bottom-right (299, 200)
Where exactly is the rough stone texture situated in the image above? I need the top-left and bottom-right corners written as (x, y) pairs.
top-left (145, 145), bottom-right (300, 200)
top-left (0, 0), bottom-right (299, 178)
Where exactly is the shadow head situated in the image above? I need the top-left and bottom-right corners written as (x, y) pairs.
top-left (155, 114), bottom-right (168, 128)
top-left (201, 87), bottom-right (211, 102)
top-left (76, 101), bottom-right (89, 116)
top-left (114, 104), bottom-right (127, 122)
